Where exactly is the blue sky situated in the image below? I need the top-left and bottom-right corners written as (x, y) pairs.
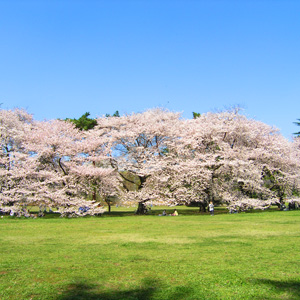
top-left (1, 0), bottom-right (299, 139)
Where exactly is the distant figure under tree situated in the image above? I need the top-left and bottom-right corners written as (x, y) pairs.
top-left (209, 201), bottom-right (214, 216)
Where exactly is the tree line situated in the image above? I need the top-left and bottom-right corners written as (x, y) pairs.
top-left (1, 107), bottom-right (300, 217)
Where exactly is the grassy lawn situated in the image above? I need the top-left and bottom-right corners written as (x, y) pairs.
top-left (0, 209), bottom-right (299, 299)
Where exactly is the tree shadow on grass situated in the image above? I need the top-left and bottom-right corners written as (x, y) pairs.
top-left (253, 278), bottom-right (300, 300)
top-left (56, 278), bottom-right (194, 300)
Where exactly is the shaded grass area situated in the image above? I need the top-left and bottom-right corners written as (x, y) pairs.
top-left (20, 204), bottom-right (281, 218)
top-left (0, 211), bottom-right (300, 299)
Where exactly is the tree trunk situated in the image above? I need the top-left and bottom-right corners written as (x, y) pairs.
top-left (198, 202), bottom-right (207, 212)
top-left (135, 201), bottom-right (148, 215)
top-left (92, 188), bottom-right (96, 201)
top-left (105, 199), bottom-right (112, 213)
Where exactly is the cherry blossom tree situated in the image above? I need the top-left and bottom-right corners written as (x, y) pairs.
top-left (94, 108), bottom-right (182, 213)
top-left (1, 107), bottom-right (299, 216)
top-left (24, 119), bottom-right (110, 216)
top-left (70, 128), bottom-right (122, 213)
top-left (0, 109), bottom-right (120, 217)
top-left (0, 109), bottom-right (35, 215)
top-left (102, 108), bottom-right (300, 212)
top-left (161, 110), bottom-right (300, 211)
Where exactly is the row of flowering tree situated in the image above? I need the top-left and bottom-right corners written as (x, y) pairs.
top-left (1, 107), bottom-right (300, 216)
top-left (0, 109), bottom-right (113, 216)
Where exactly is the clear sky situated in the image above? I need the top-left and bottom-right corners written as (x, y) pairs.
top-left (1, 0), bottom-right (299, 139)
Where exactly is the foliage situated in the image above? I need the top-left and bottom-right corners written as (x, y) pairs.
top-left (192, 111), bottom-right (201, 119)
top-left (0, 110), bottom-right (108, 216)
top-left (105, 110), bottom-right (120, 118)
top-left (66, 112), bottom-right (97, 131)
top-left (293, 118), bottom-right (300, 136)
top-left (1, 108), bottom-right (300, 215)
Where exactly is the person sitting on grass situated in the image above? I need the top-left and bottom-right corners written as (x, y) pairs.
top-left (159, 210), bottom-right (167, 216)
top-left (171, 209), bottom-right (178, 216)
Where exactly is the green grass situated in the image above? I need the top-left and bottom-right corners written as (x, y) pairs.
top-left (0, 210), bottom-right (299, 299)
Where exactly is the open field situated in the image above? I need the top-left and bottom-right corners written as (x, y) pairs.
top-left (0, 209), bottom-right (299, 300)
